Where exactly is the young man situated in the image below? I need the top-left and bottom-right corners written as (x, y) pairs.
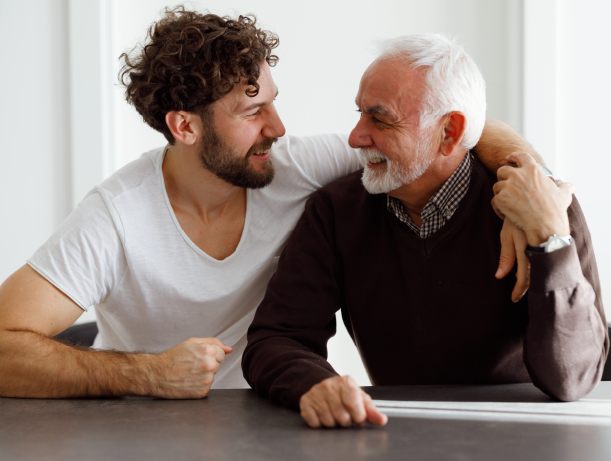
top-left (0, 9), bottom-right (537, 398)
top-left (242, 34), bottom-right (608, 428)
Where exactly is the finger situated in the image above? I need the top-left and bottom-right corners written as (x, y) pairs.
top-left (492, 181), bottom-right (504, 196)
top-left (490, 196), bottom-right (506, 220)
top-left (200, 344), bottom-right (226, 363)
top-left (315, 399), bottom-right (338, 428)
top-left (512, 248), bottom-right (530, 303)
top-left (213, 345), bottom-right (227, 363)
top-left (328, 394), bottom-right (353, 427)
top-left (496, 223), bottom-right (516, 279)
top-left (509, 226), bottom-right (529, 302)
top-left (505, 152), bottom-right (536, 168)
top-left (362, 393), bottom-right (388, 426)
top-left (558, 182), bottom-right (575, 207)
top-left (339, 376), bottom-right (367, 425)
top-left (320, 379), bottom-right (353, 427)
top-left (194, 337), bottom-right (233, 354)
top-left (511, 232), bottom-right (530, 303)
top-left (300, 404), bottom-right (321, 429)
top-left (496, 165), bottom-right (515, 181)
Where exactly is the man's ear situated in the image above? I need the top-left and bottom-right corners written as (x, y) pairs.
top-left (165, 111), bottom-right (199, 145)
top-left (439, 112), bottom-right (467, 157)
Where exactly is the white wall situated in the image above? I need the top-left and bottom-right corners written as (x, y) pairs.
top-left (0, 0), bottom-right (72, 282)
top-left (523, 0), bottom-right (611, 317)
top-left (556, 0), bottom-right (611, 310)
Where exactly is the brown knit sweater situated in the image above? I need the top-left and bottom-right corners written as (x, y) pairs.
top-left (242, 158), bottom-right (609, 409)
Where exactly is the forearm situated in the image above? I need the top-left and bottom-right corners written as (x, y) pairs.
top-left (243, 336), bottom-right (338, 409)
top-left (524, 245), bottom-right (608, 401)
top-left (474, 120), bottom-right (544, 173)
top-left (0, 330), bottom-right (154, 398)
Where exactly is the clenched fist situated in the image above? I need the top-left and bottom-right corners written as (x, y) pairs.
top-left (148, 337), bottom-right (232, 399)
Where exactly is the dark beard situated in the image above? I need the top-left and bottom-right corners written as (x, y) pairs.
top-left (198, 125), bottom-right (276, 189)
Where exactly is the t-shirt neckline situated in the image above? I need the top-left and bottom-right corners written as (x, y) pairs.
top-left (157, 145), bottom-right (253, 264)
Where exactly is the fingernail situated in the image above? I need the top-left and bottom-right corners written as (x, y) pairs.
top-left (495, 268), bottom-right (502, 277)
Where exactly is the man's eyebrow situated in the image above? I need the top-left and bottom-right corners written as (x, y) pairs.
top-left (355, 101), bottom-right (392, 117)
top-left (243, 88), bottom-right (279, 112)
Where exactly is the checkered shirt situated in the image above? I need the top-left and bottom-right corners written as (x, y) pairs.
top-left (387, 152), bottom-right (473, 239)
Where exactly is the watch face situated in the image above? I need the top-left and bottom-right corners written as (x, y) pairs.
top-left (538, 164), bottom-right (554, 178)
top-left (544, 235), bottom-right (571, 253)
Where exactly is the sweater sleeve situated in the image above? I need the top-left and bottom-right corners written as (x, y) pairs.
top-left (524, 196), bottom-right (609, 401)
top-left (242, 191), bottom-right (343, 409)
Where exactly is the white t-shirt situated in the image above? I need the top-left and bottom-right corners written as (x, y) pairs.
top-left (27, 134), bottom-right (361, 389)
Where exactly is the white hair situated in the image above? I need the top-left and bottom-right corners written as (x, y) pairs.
top-left (376, 34), bottom-right (486, 150)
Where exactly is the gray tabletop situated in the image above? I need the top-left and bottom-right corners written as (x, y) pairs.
top-left (2, 383), bottom-right (610, 461)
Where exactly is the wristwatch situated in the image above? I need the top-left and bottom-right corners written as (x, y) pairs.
top-left (537, 163), bottom-right (554, 180)
top-left (537, 163), bottom-right (564, 186)
top-left (527, 234), bottom-right (573, 253)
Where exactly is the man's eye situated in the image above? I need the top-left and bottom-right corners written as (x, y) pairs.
top-left (250, 110), bottom-right (261, 117)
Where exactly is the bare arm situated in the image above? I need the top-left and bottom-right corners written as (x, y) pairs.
top-left (473, 120), bottom-right (545, 173)
top-left (0, 265), bottom-right (231, 398)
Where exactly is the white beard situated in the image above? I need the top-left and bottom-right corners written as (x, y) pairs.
top-left (360, 134), bottom-right (435, 194)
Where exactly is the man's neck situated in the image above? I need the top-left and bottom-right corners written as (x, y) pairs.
top-left (162, 144), bottom-right (245, 222)
top-left (389, 150), bottom-right (468, 227)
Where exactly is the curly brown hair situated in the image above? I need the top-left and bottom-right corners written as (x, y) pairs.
top-left (119, 5), bottom-right (279, 144)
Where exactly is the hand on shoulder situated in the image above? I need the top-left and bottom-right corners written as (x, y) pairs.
top-left (492, 152), bottom-right (574, 247)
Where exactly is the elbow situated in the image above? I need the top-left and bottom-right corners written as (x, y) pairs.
top-left (536, 372), bottom-right (599, 402)
top-left (549, 385), bottom-right (589, 403)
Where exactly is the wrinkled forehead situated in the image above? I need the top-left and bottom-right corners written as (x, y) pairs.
top-left (356, 59), bottom-right (428, 117)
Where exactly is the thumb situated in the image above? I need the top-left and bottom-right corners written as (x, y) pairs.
top-left (557, 182), bottom-right (575, 209)
top-left (363, 393), bottom-right (388, 426)
top-left (197, 337), bottom-right (233, 354)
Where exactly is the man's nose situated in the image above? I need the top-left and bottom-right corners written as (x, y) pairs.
top-left (348, 117), bottom-right (372, 149)
top-left (263, 106), bottom-right (286, 139)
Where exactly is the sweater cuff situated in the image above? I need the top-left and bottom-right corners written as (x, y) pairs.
top-left (278, 364), bottom-right (339, 410)
top-left (526, 243), bottom-right (584, 293)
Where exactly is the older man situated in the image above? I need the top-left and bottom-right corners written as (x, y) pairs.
top-left (242, 34), bottom-right (609, 428)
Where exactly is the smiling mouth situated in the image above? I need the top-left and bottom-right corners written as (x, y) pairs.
top-left (252, 151), bottom-right (269, 156)
top-left (369, 158), bottom-right (387, 164)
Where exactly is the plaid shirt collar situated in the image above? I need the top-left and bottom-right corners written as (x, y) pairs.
top-left (387, 152), bottom-right (473, 239)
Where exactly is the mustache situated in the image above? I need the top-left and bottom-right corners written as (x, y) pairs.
top-left (359, 148), bottom-right (389, 161)
top-left (246, 137), bottom-right (278, 158)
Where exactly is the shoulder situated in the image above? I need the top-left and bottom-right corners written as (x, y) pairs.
top-left (71, 146), bottom-right (166, 244)
top-left (93, 146), bottom-right (165, 201)
top-left (35, 192), bottom-right (121, 252)
top-left (470, 153), bottom-right (497, 191)
top-left (307, 169), bottom-right (370, 211)
top-left (317, 169), bottom-right (366, 196)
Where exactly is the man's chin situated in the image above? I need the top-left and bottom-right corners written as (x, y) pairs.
top-left (236, 163), bottom-right (276, 189)
top-left (361, 167), bottom-right (398, 194)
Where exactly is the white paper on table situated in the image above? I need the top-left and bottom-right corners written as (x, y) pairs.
top-left (373, 398), bottom-right (611, 426)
